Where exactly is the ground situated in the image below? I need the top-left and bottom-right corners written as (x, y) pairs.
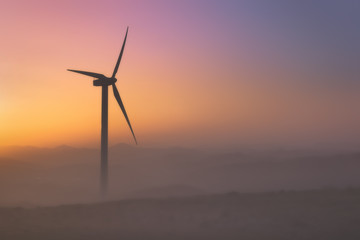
top-left (1, 188), bottom-right (360, 240)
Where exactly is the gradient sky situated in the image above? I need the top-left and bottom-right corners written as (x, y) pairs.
top-left (1, 0), bottom-right (360, 149)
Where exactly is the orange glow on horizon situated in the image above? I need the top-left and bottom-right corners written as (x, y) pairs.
top-left (1, 1), bottom-right (360, 149)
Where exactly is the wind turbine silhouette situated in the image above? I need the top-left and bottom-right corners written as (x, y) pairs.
top-left (68, 27), bottom-right (137, 197)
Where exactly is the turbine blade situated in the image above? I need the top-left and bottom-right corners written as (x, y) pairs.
top-left (112, 27), bottom-right (129, 78)
top-left (112, 83), bottom-right (137, 144)
top-left (68, 69), bottom-right (105, 79)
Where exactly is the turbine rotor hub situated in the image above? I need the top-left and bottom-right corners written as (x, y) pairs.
top-left (93, 77), bottom-right (117, 86)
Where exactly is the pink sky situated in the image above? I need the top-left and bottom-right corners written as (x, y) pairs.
top-left (1, 0), bottom-right (360, 149)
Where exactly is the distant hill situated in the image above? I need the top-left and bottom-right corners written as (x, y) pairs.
top-left (128, 184), bottom-right (206, 199)
top-left (0, 188), bottom-right (360, 240)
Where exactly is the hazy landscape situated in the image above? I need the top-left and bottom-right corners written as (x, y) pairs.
top-left (1, 144), bottom-right (360, 206)
top-left (1, 144), bottom-right (360, 239)
top-left (1, 188), bottom-right (360, 239)
top-left (2, 0), bottom-right (360, 239)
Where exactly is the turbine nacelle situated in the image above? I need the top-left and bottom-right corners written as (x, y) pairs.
top-left (93, 77), bottom-right (117, 86)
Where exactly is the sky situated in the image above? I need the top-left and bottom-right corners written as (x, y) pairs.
top-left (1, 0), bottom-right (360, 149)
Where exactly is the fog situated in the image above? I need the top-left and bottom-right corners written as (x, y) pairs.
top-left (1, 144), bottom-right (360, 206)
top-left (1, 144), bottom-right (360, 238)
top-left (1, 189), bottom-right (360, 239)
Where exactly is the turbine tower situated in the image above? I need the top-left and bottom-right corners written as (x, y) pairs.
top-left (68, 27), bottom-right (137, 197)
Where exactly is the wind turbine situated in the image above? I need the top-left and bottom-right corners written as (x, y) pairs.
top-left (68, 27), bottom-right (137, 197)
